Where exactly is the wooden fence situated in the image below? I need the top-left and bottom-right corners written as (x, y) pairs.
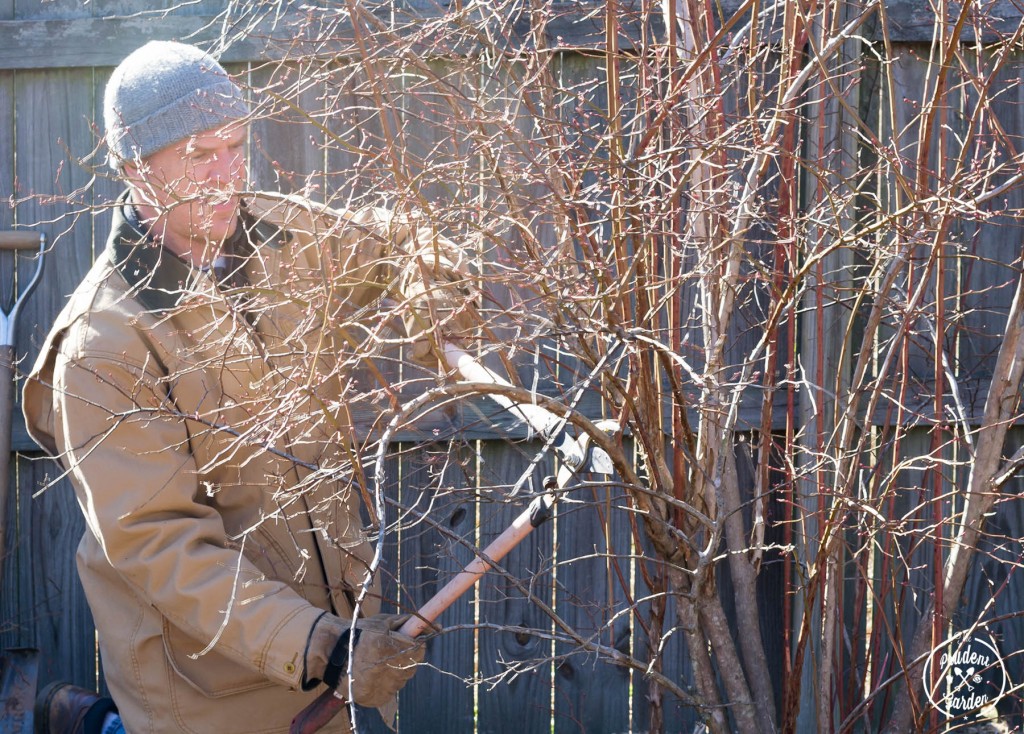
top-left (2, 2), bottom-right (1024, 733)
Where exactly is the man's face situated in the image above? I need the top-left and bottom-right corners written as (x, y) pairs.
top-left (125, 123), bottom-right (248, 261)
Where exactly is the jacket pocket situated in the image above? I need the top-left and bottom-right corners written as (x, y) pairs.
top-left (162, 619), bottom-right (274, 698)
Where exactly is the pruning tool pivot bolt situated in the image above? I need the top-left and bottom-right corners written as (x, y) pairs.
top-left (552, 430), bottom-right (585, 470)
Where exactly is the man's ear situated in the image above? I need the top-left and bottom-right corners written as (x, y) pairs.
top-left (123, 161), bottom-right (163, 214)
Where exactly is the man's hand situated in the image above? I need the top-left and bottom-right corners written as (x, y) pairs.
top-left (304, 613), bottom-right (425, 707)
top-left (346, 614), bottom-right (424, 707)
top-left (397, 241), bottom-right (480, 368)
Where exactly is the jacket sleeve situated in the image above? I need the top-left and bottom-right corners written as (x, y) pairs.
top-left (50, 341), bottom-right (324, 690)
top-left (296, 198), bottom-right (480, 366)
top-left (247, 192), bottom-right (479, 366)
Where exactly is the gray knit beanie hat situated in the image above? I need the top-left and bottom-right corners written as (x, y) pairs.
top-left (104, 41), bottom-right (250, 169)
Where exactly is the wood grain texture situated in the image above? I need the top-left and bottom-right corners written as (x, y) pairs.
top-left (475, 439), bottom-right (555, 733)
top-left (0, 13), bottom-right (313, 69)
top-left (0, 5), bottom-right (660, 71)
top-left (0, 65), bottom-right (16, 647)
top-left (16, 456), bottom-right (95, 689)
top-left (322, 60), bottom-right (385, 206)
top-left (0, 3), bottom-right (1018, 71)
top-left (13, 68), bottom-right (97, 368)
top-left (90, 68), bottom-right (120, 264)
top-left (87, 0), bottom-right (239, 16)
top-left (395, 440), bottom-right (476, 733)
top-left (248, 60), bottom-right (326, 196)
top-left (11, 0), bottom-right (90, 20)
top-left (550, 486), bottom-right (633, 734)
top-left (632, 485), bottom-right (701, 733)
top-left (960, 427), bottom-right (1024, 719)
top-left (3, 65), bottom-right (100, 691)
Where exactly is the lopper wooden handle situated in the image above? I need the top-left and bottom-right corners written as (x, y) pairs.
top-left (398, 494), bottom-right (551, 639)
top-left (0, 232), bottom-right (42, 250)
top-left (290, 693), bottom-right (345, 734)
top-left (291, 494), bottom-right (552, 734)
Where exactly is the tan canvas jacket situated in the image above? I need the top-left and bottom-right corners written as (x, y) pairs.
top-left (22, 191), bottom-right (471, 734)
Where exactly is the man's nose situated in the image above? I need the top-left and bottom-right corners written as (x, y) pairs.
top-left (211, 148), bottom-right (246, 186)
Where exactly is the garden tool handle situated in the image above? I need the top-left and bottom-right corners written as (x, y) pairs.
top-left (0, 232), bottom-right (46, 347)
top-left (0, 232), bottom-right (43, 250)
top-left (290, 493), bottom-right (554, 734)
top-left (0, 230), bottom-right (44, 597)
top-left (0, 342), bottom-right (16, 585)
top-left (399, 492), bottom-right (553, 638)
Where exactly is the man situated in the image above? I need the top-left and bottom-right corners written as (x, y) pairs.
top-left (23, 41), bottom-right (474, 734)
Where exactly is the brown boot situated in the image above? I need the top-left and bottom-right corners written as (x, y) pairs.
top-left (34, 682), bottom-right (117, 734)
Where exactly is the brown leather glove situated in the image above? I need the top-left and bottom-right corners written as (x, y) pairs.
top-left (398, 252), bottom-right (480, 368)
top-left (304, 612), bottom-right (425, 707)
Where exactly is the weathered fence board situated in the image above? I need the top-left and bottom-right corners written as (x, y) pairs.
top-left (1, 62), bottom-right (98, 693)
top-left (475, 439), bottom-right (557, 733)
top-left (0, 3), bottom-right (661, 72)
top-left (249, 60), bottom-right (326, 196)
top-left (552, 483), bottom-right (635, 734)
top-left (391, 441), bottom-right (477, 733)
top-left (0, 38), bottom-right (13, 649)
top-left (881, 44), bottom-right (1024, 725)
top-left (14, 456), bottom-right (96, 688)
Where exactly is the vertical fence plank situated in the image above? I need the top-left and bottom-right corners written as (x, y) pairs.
top-left (911, 47), bottom-right (1024, 727)
top-left (393, 440), bottom-right (476, 732)
top-left (552, 483), bottom-right (633, 734)
top-left (19, 460), bottom-right (96, 687)
top-left (952, 48), bottom-right (1024, 409)
top-left (9, 66), bottom-right (99, 691)
top-left (248, 60), bottom-right (325, 196)
top-left (654, 594), bottom-right (699, 732)
top-left (88, 65), bottom-right (118, 697)
top-left (323, 61), bottom-right (382, 208)
top-left (633, 504), bottom-right (700, 733)
top-left (0, 63), bottom-right (17, 647)
top-left (90, 67), bottom-right (120, 262)
top-left (476, 438), bottom-right (555, 733)
top-left (962, 429), bottom-right (1024, 720)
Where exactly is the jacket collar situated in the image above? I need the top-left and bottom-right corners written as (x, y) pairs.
top-left (106, 190), bottom-right (289, 314)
